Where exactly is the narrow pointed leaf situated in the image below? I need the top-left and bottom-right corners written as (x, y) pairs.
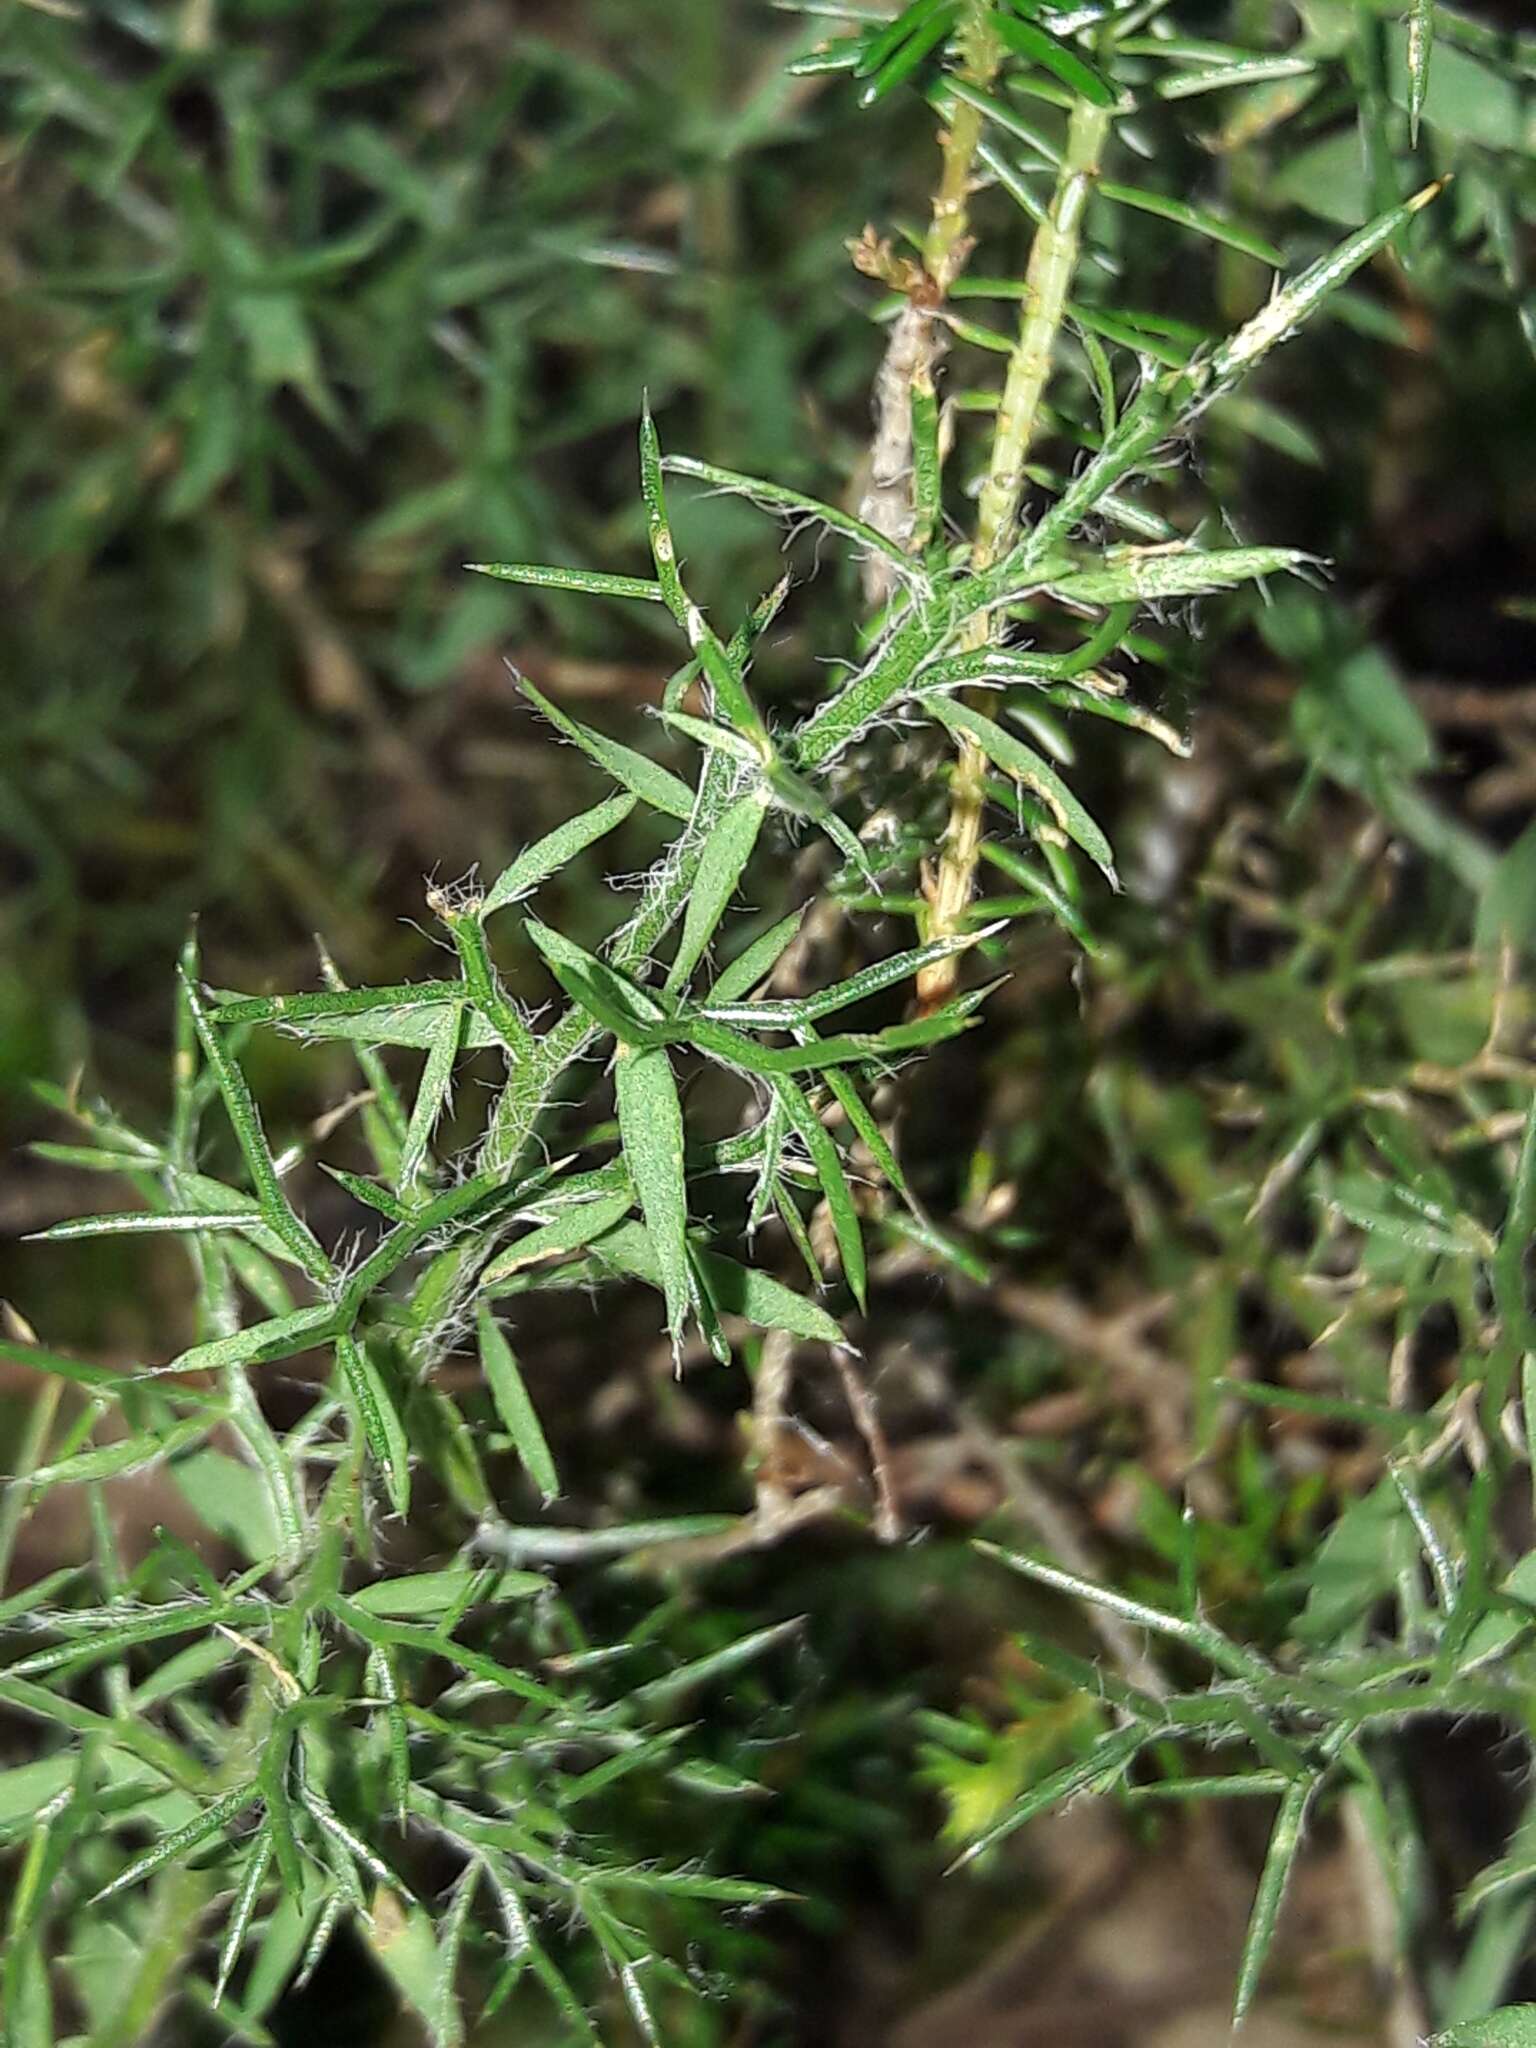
top-left (704, 930), bottom-right (985, 1027)
top-left (774, 1076), bottom-right (867, 1311)
top-left (855, 0), bottom-right (952, 78)
top-left (482, 792), bottom-right (637, 915)
top-left (628, 1615), bottom-right (804, 1714)
top-left (1407, 0), bottom-right (1434, 144)
top-left (479, 1191), bottom-right (634, 1289)
top-left (399, 1004), bottom-right (462, 1187)
top-left (215, 1823), bottom-right (275, 2006)
top-left (522, 917), bottom-right (666, 1042)
top-left (709, 910), bottom-right (807, 1005)
top-left (1232, 1777), bottom-right (1313, 2026)
top-left (477, 1302), bottom-right (560, 1503)
top-left (1046, 545), bottom-right (1307, 604)
top-left (90, 1783), bottom-right (260, 1903)
top-left (29, 1210), bottom-right (268, 1244)
top-left (656, 709), bottom-right (765, 766)
top-left (639, 408), bottom-right (769, 747)
top-left (991, 11), bottom-right (1117, 106)
top-left (1209, 179), bottom-right (1448, 384)
top-left (213, 982), bottom-right (462, 1028)
top-left (665, 790), bottom-right (768, 992)
top-left (824, 1068), bottom-right (910, 1202)
top-left (29, 1416), bottom-right (211, 1494)
top-left (924, 696), bottom-right (1117, 883)
top-left (336, 1335), bottom-right (411, 1518)
top-left (156, 1303), bottom-right (340, 1379)
top-left (613, 1046), bottom-right (691, 1352)
top-left (466, 561), bottom-right (664, 603)
top-left (661, 453), bottom-right (922, 577)
top-left (322, 1166), bottom-right (412, 1222)
top-left (950, 1723), bottom-right (1149, 1868)
top-left (1097, 181), bottom-right (1281, 264)
top-left (694, 1247), bottom-right (845, 1346)
top-left (179, 972), bottom-right (332, 1282)
top-left (348, 1565), bottom-right (545, 1617)
top-left (367, 1645), bottom-right (411, 1830)
top-left (519, 678), bottom-right (694, 821)
top-left (590, 1221), bottom-right (845, 1345)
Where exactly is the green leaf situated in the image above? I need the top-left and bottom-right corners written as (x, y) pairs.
top-left (172, 1446), bottom-right (281, 1565)
top-left (1154, 54), bottom-right (1315, 101)
top-left (212, 982), bottom-right (463, 1028)
top-left (1294, 1478), bottom-right (1413, 1648)
top-left (589, 1222), bottom-right (844, 1346)
top-left (639, 408), bottom-right (770, 749)
top-left (477, 1302), bottom-right (560, 1503)
top-left (824, 1068), bottom-right (910, 1203)
top-left (479, 1190), bottom-right (634, 1289)
top-left (708, 910), bottom-right (807, 1005)
top-left (436, 1863), bottom-right (481, 2044)
top-left (694, 1247), bottom-right (845, 1346)
top-left (522, 917), bottom-right (666, 1043)
top-left (991, 10), bottom-right (1117, 107)
top-left (704, 931), bottom-right (982, 1028)
top-left (231, 291), bottom-right (330, 410)
top-left (855, 0), bottom-right (953, 78)
top-left (322, 1166), bottom-right (411, 1222)
top-left (367, 1643), bottom-right (411, 1829)
top-left (1097, 181), bottom-right (1281, 264)
top-left (336, 1335), bottom-right (412, 1518)
top-left (366, 1893), bottom-right (464, 2048)
top-left (398, 1004), bottom-right (462, 1188)
top-left (259, 1001), bottom-right (487, 1051)
top-left (1046, 545), bottom-right (1307, 604)
top-left (0, 1339), bottom-right (155, 1402)
top-left (179, 972), bottom-right (332, 1283)
top-left (924, 695), bottom-right (1117, 883)
top-left (90, 1783), bottom-right (261, 1903)
top-left (1388, 27), bottom-right (1519, 150)
top-left (482, 792), bottom-right (637, 916)
top-left (27, 1210), bottom-right (267, 1244)
top-left (518, 678), bottom-right (695, 821)
top-left (214, 1824), bottom-right (275, 2007)
top-left (656, 709), bottom-right (766, 767)
top-left (950, 1722), bottom-right (1150, 1868)
top-left (774, 1076), bottom-right (867, 1311)
top-left (628, 1616), bottom-right (804, 1715)
top-left (1210, 179), bottom-right (1449, 384)
top-left (665, 790), bottom-right (768, 993)
top-left (157, 1302), bottom-right (340, 1379)
top-left (1432, 2012), bottom-right (1536, 2048)
top-left (662, 453), bottom-right (917, 577)
top-left (466, 561), bottom-right (665, 604)
top-left (1477, 816), bottom-right (1536, 956)
top-left (976, 1541), bottom-right (1271, 1681)
top-left (348, 1565), bottom-right (546, 1618)
top-left (613, 1045), bottom-right (691, 1354)
top-left (1232, 1778), bottom-right (1313, 2025)
top-left (29, 1416), bottom-right (210, 1494)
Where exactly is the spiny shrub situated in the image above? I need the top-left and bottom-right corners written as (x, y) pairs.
top-left (7, 1), bottom-right (1532, 2041)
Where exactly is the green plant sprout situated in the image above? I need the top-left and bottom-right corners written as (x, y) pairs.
top-left (7, 0), bottom-right (1532, 2039)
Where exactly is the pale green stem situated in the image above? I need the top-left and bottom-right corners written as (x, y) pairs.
top-left (862, 7), bottom-right (999, 597)
top-left (922, 7), bottom-right (1000, 289)
top-left (919, 96), bottom-right (1113, 1008)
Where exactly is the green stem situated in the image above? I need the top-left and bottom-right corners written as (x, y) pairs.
top-left (861, 6), bottom-right (999, 599)
top-left (922, 8), bottom-right (1000, 289)
top-left (919, 96), bottom-right (1113, 1007)
top-left (972, 98), bottom-right (1113, 570)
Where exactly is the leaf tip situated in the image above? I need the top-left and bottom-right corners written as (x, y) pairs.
top-left (1408, 174), bottom-right (1452, 215)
